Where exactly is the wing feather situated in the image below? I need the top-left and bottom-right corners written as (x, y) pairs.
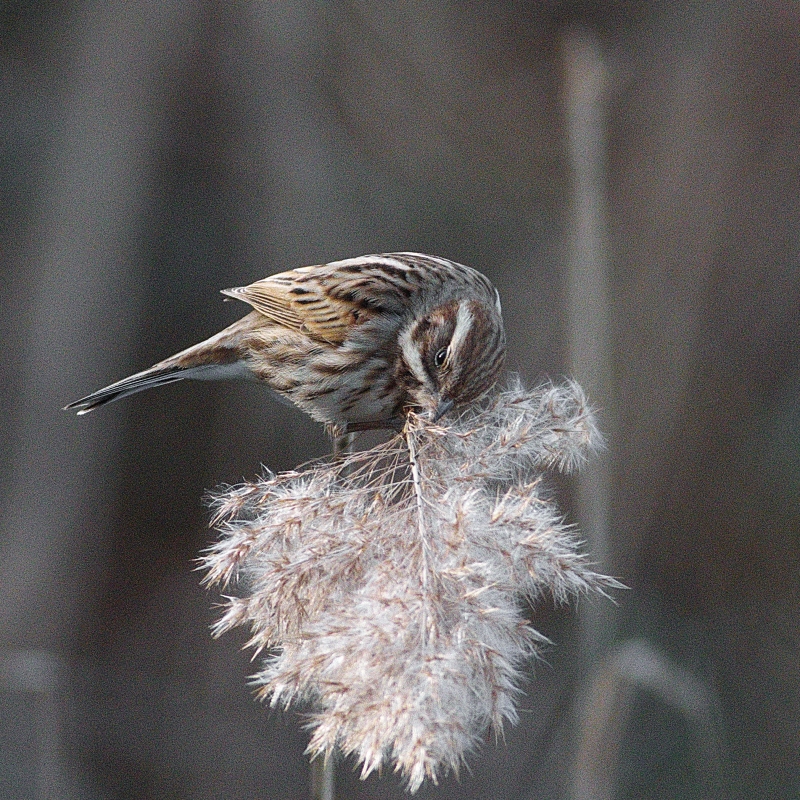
top-left (221, 265), bottom-right (396, 344)
top-left (220, 284), bottom-right (306, 331)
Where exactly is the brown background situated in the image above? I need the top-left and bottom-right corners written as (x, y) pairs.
top-left (1, 2), bottom-right (798, 798)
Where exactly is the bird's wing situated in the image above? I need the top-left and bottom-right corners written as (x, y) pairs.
top-left (223, 259), bottom-right (414, 344)
top-left (221, 280), bottom-right (306, 332)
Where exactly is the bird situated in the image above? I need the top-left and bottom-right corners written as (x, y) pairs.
top-left (65, 252), bottom-right (507, 433)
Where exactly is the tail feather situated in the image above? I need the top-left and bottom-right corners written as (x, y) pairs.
top-left (65, 359), bottom-right (256, 415)
top-left (65, 366), bottom-right (196, 414)
top-left (65, 311), bottom-right (264, 414)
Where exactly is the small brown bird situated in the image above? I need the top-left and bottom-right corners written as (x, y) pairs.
top-left (65, 252), bottom-right (507, 432)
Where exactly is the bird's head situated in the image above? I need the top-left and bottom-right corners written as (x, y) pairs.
top-left (397, 295), bottom-right (506, 422)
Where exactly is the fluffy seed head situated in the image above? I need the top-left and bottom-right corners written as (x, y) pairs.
top-left (200, 377), bottom-right (620, 791)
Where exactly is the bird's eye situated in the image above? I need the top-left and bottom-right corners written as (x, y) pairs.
top-left (433, 347), bottom-right (449, 368)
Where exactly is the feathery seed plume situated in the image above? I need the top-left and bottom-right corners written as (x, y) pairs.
top-left (200, 377), bottom-right (619, 791)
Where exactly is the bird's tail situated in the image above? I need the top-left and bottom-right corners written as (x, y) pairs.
top-left (65, 315), bottom-right (257, 414)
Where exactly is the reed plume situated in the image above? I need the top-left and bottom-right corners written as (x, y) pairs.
top-left (200, 377), bottom-right (619, 791)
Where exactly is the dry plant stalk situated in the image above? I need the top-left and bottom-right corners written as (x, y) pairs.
top-left (200, 377), bottom-right (620, 792)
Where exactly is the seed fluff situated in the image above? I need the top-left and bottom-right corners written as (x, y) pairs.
top-left (200, 377), bottom-right (620, 792)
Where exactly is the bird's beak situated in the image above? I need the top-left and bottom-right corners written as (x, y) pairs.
top-left (433, 397), bottom-right (454, 422)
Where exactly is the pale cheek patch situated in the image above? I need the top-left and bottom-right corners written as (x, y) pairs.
top-left (447, 301), bottom-right (475, 365)
top-left (399, 325), bottom-right (433, 392)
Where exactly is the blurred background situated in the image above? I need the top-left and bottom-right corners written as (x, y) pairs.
top-left (1, 1), bottom-right (798, 798)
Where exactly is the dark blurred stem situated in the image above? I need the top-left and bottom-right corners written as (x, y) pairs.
top-left (562, 27), bottom-right (619, 800)
top-left (562, 25), bottom-right (613, 665)
top-left (309, 431), bottom-right (353, 800)
top-left (310, 752), bottom-right (335, 800)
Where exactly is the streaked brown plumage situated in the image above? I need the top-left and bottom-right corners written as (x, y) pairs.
top-left (65, 252), bottom-right (507, 432)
